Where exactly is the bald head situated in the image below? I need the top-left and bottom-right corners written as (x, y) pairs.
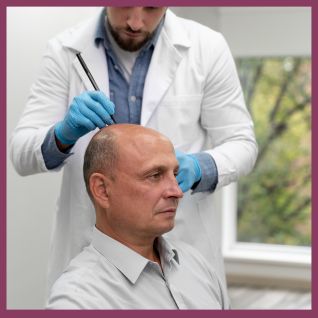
top-left (106, 123), bottom-right (169, 146)
top-left (84, 124), bottom-right (183, 241)
top-left (83, 124), bottom-right (173, 201)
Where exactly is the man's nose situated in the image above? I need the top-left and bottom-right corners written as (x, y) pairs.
top-left (164, 176), bottom-right (184, 199)
top-left (127, 7), bottom-right (144, 31)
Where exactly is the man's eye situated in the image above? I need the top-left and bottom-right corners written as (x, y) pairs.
top-left (149, 172), bottom-right (161, 180)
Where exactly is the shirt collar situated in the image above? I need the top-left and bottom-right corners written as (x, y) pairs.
top-left (156, 236), bottom-right (179, 265)
top-left (92, 227), bottom-right (179, 284)
top-left (95, 8), bottom-right (164, 52)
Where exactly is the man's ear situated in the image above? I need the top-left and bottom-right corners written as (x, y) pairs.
top-left (89, 173), bottom-right (111, 208)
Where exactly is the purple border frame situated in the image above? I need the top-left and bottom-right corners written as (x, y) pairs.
top-left (1, 0), bottom-right (315, 317)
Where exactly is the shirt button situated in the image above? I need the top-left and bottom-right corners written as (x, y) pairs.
top-left (130, 96), bottom-right (136, 102)
top-left (114, 65), bottom-right (119, 70)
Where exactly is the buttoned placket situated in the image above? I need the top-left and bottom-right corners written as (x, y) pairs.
top-left (128, 52), bottom-right (145, 124)
top-left (105, 44), bottom-right (148, 124)
top-left (150, 259), bottom-right (187, 309)
top-left (104, 44), bottom-right (130, 123)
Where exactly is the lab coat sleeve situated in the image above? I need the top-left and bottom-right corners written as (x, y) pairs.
top-left (10, 38), bottom-right (71, 176)
top-left (201, 34), bottom-right (258, 188)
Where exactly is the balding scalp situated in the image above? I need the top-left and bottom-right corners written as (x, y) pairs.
top-left (83, 130), bottom-right (118, 200)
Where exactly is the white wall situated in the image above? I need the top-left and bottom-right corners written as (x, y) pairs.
top-left (218, 7), bottom-right (311, 57)
top-left (7, 7), bottom-right (311, 309)
top-left (171, 6), bottom-right (219, 29)
top-left (7, 7), bottom-right (101, 309)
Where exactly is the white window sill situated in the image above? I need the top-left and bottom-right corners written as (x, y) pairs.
top-left (219, 184), bottom-right (311, 289)
top-left (224, 242), bottom-right (311, 265)
top-left (224, 243), bottom-right (311, 289)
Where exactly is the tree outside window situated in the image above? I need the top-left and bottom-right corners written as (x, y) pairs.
top-left (236, 57), bottom-right (311, 246)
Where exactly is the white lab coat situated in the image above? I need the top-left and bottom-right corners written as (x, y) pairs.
top-left (10, 9), bottom-right (257, 291)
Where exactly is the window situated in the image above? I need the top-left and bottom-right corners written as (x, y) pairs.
top-left (215, 5), bottom-right (311, 289)
top-left (237, 57), bottom-right (311, 247)
top-left (222, 57), bottom-right (311, 287)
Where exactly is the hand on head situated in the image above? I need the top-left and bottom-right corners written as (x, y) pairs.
top-left (55, 91), bottom-right (115, 146)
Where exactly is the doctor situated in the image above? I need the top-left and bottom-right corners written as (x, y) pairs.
top-left (10, 7), bottom-right (257, 292)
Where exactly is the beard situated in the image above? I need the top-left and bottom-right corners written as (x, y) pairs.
top-left (107, 20), bottom-right (153, 52)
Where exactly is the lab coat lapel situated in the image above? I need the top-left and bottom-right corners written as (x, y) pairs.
top-left (73, 45), bottom-right (110, 96)
top-left (63, 10), bottom-right (110, 96)
top-left (141, 10), bottom-right (191, 126)
top-left (141, 35), bottom-right (182, 126)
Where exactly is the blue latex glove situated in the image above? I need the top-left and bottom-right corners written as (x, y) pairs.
top-left (175, 150), bottom-right (202, 193)
top-left (55, 91), bottom-right (115, 145)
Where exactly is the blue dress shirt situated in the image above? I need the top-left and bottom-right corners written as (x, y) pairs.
top-left (41, 9), bottom-right (218, 192)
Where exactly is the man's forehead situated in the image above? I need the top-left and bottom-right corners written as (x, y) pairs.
top-left (127, 155), bottom-right (179, 178)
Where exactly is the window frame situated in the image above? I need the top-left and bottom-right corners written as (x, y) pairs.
top-left (217, 7), bottom-right (312, 288)
top-left (220, 183), bottom-right (311, 288)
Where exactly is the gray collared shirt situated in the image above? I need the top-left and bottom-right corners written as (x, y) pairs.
top-left (47, 227), bottom-right (229, 309)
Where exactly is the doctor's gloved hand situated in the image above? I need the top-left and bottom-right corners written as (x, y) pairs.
top-left (175, 150), bottom-right (202, 193)
top-left (54, 91), bottom-right (115, 145)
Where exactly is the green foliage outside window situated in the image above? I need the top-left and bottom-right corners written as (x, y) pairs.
top-left (236, 57), bottom-right (311, 246)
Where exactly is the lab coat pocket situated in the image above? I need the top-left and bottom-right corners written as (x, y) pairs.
top-left (154, 95), bottom-right (203, 146)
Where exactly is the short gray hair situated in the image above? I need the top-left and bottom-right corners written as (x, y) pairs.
top-left (83, 130), bottom-right (118, 201)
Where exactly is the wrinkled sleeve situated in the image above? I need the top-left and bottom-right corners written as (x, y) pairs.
top-left (10, 37), bottom-right (71, 176)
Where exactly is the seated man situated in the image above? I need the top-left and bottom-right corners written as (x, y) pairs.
top-left (46, 124), bottom-right (229, 309)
